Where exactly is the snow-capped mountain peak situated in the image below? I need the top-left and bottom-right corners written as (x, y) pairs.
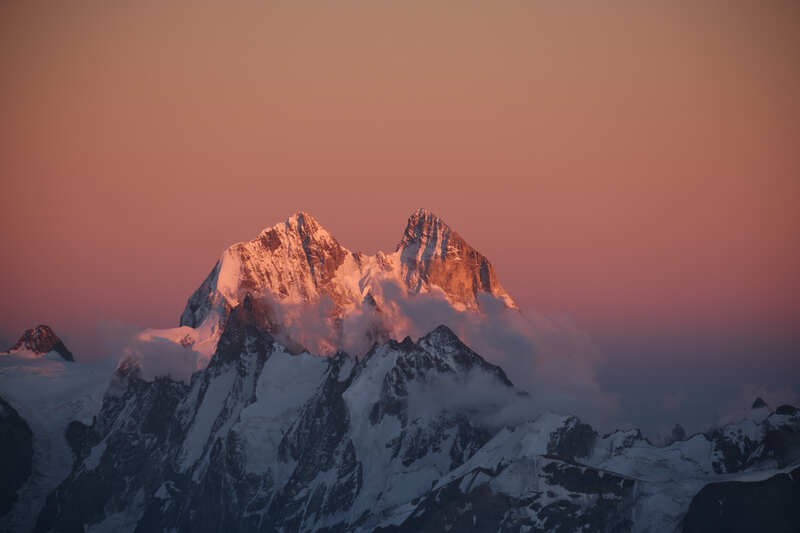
top-left (177, 210), bottom-right (517, 358)
top-left (256, 211), bottom-right (346, 263)
top-left (179, 211), bottom-right (351, 329)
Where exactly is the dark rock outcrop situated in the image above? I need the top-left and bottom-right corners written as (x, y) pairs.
top-left (0, 396), bottom-right (33, 517)
top-left (683, 466), bottom-right (800, 533)
top-left (671, 423), bottom-right (687, 442)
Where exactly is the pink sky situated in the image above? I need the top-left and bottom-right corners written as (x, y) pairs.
top-left (1, 1), bottom-right (798, 363)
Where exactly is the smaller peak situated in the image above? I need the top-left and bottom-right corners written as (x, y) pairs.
top-left (8, 325), bottom-right (74, 362)
top-left (418, 324), bottom-right (514, 386)
top-left (420, 324), bottom-right (461, 346)
top-left (751, 397), bottom-right (768, 409)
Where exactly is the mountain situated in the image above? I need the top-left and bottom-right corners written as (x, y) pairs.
top-left (4, 325), bottom-right (74, 362)
top-left (172, 209), bottom-right (515, 361)
top-left (35, 300), bottom-right (515, 532)
top-left (181, 209), bottom-right (514, 328)
top-left (32, 297), bottom-right (800, 532)
top-left (2, 210), bottom-right (798, 532)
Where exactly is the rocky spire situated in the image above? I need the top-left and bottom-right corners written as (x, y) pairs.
top-left (397, 209), bottom-right (516, 309)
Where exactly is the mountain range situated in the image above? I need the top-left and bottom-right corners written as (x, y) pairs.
top-left (163, 208), bottom-right (515, 367)
top-left (1, 210), bottom-right (798, 532)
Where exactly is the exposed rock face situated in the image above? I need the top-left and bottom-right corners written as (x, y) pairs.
top-left (397, 209), bottom-right (515, 310)
top-left (7, 325), bottom-right (74, 362)
top-left (546, 416), bottom-right (598, 460)
top-left (683, 466), bottom-right (800, 533)
top-left (380, 457), bottom-right (636, 533)
top-left (0, 396), bottom-right (33, 517)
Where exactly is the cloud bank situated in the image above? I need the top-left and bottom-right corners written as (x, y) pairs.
top-left (254, 280), bottom-right (618, 428)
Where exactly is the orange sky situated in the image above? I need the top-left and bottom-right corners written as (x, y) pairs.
top-left (1, 1), bottom-right (799, 356)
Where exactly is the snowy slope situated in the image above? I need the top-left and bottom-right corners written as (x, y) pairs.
top-left (380, 402), bottom-right (800, 532)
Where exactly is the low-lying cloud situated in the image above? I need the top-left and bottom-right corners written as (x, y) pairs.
top-left (47, 289), bottom-right (798, 440)
top-left (121, 335), bottom-right (200, 383)
top-left (257, 280), bottom-right (619, 428)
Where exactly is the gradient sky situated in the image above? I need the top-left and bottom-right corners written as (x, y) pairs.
top-left (1, 1), bottom-right (798, 433)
